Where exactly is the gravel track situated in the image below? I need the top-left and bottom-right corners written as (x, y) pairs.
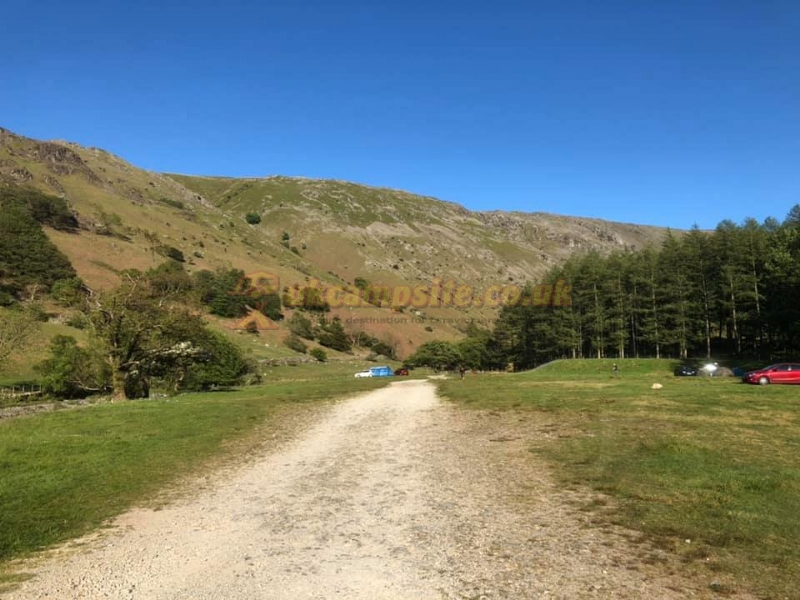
top-left (5, 380), bottom-right (752, 599)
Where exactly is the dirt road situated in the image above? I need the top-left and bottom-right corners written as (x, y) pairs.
top-left (6, 381), bottom-right (744, 599)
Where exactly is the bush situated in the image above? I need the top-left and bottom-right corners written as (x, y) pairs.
top-left (64, 313), bottom-right (88, 330)
top-left (27, 304), bottom-right (50, 322)
top-left (36, 336), bottom-right (110, 399)
top-left (200, 269), bottom-right (282, 321)
top-left (284, 334), bottom-right (308, 354)
top-left (310, 348), bottom-right (327, 362)
top-left (158, 197), bottom-right (185, 210)
top-left (51, 277), bottom-right (86, 307)
top-left (406, 340), bottom-right (462, 371)
top-left (0, 290), bottom-right (16, 307)
top-left (287, 313), bottom-right (315, 339)
top-left (317, 317), bottom-right (351, 352)
top-left (156, 245), bottom-right (185, 263)
top-left (372, 340), bottom-right (397, 359)
top-left (297, 287), bottom-right (330, 312)
top-left (145, 262), bottom-right (192, 298)
top-left (2, 187), bottom-right (78, 230)
top-left (245, 213), bottom-right (262, 225)
top-left (181, 331), bottom-right (252, 391)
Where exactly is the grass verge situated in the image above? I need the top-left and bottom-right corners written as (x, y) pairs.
top-left (437, 359), bottom-right (800, 598)
top-left (0, 377), bottom-right (390, 572)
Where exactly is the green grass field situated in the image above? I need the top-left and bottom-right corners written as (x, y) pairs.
top-left (0, 376), bottom-right (390, 573)
top-left (438, 359), bottom-right (800, 598)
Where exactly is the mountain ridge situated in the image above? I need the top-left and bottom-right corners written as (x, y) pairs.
top-left (1, 125), bottom-right (674, 358)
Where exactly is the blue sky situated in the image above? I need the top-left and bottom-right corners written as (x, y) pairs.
top-left (2, 0), bottom-right (798, 228)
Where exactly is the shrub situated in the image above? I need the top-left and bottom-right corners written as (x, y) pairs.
top-left (295, 287), bottom-right (330, 312)
top-left (64, 313), bottom-right (88, 330)
top-left (156, 245), bottom-right (185, 263)
top-left (310, 348), bottom-right (327, 362)
top-left (406, 340), bottom-right (462, 371)
top-left (372, 340), bottom-right (397, 359)
top-left (3, 187), bottom-right (78, 230)
top-left (145, 262), bottom-right (192, 298)
top-left (36, 336), bottom-right (110, 399)
top-left (245, 212), bottom-right (262, 225)
top-left (0, 290), bottom-right (16, 307)
top-left (199, 269), bottom-right (281, 322)
top-left (284, 334), bottom-right (308, 354)
top-left (27, 304), bottom-right (50, 322)
top-left (287, 313), bottom-right (315, 340)
top-left (181, 331), bottom-right (252, 391)
top-left (158, 197), bottom-right (185, 210)
top-left (317, 317), bottom-right (351, 352)
top-left (51, 277), bottom-right (86, 307)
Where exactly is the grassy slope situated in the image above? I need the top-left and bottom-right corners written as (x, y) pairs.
top-left (437, 359), bottom-right (800, 598)
top-left (0, 376), bottom-right (391, 569)
top-left (0, 321), bottom-right (89, 388)
top-left (1, 126), bottom-right (671, 374)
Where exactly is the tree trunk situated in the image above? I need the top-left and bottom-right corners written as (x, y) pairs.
top-left (728, 272), bottom-right (741, 355)
top-left (592, 283), bottom-right (603, 358)
top-left (752, 259), bottom-right (762, 356)
top-left (111, 366), bottom-right (125, 400)
top-left (650, 278), bottom-right (660, 359)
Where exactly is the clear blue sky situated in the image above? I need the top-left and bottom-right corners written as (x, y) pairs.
top-left (2, 0), bottom-right (798, 228)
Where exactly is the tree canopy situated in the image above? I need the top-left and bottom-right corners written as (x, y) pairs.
top-left (420, 205), bottom-right (800, 371)
top-left (0, 188), bottom-right (77, 299)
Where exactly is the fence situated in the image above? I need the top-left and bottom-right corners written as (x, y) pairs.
top-left (0, 385), bottom-right (44, 401)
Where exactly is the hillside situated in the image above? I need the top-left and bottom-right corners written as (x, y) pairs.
top-left (0, 126), bottom-right (671, 360)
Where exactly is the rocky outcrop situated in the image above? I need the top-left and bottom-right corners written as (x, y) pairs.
top-left (28, 141), bottom-right (102, 184)
top-left (0, 158), bottom-right (33, 183)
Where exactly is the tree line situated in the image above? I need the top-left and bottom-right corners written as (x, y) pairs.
top-left (408, 206), bottom-right (800, 371)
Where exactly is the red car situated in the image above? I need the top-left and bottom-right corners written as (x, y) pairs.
top-left (742, 363), bottom-right (800, 385)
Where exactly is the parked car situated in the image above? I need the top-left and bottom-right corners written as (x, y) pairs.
top-left (354, 370), bottom-right (373, 378)
top-left (369, 365), bottom-right (394, 377)
top-left (742, 363), bottom-right (800, 385)
top-left (394, 368), bottom-right (410, 376)
top-left (674, 365), bottom-right (698, 377)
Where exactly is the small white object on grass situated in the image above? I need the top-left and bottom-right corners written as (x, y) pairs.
top-left (651, 383), bottom-right (663, 390)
